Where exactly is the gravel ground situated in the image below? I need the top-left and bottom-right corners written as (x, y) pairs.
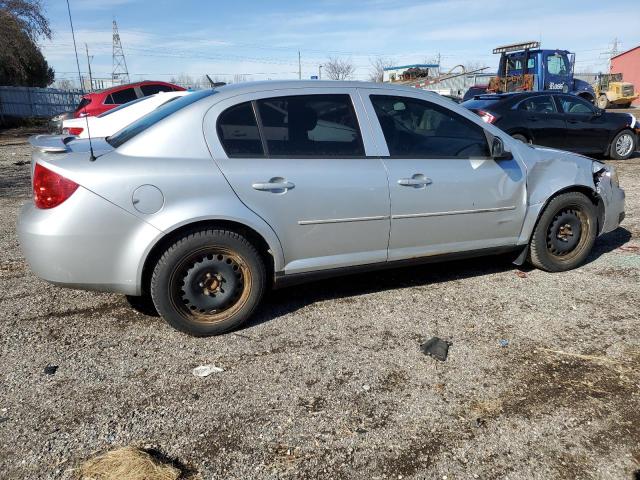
top-left (0, 127), bottom-right (639, 480)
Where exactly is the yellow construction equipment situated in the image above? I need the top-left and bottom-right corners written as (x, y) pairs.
top-left (594, 73), bottom-right (638, 109)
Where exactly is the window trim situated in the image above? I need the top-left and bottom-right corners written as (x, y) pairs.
top-left (217, 93), bottom-right (369, 160)
top-left (368, 94), bottom-right (492, 160)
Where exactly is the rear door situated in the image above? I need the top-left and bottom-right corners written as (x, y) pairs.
top-left (204, 88), bottom-right (391, 275)
top-left (514, 94), bottom-right (567, 147)
top-left (556, 94), bottom-right (609, 153)
top-left (359, 89), bottom-right (527, 260)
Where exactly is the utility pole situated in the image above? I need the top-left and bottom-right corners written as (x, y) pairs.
top-left (85, 43), bottom-right (93, 91)
top-left (318, 64), bottom-right (322, 80)
top-left (112, 20), bottom-right (130, 85)
top-left (298, 51), bottom-right (301, 80)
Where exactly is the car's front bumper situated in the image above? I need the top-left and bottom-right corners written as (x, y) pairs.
top-left (17, 187), bottom-right (162, 295)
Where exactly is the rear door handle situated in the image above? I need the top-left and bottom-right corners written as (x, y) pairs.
top-left (398, 176), bottom-right (432, 187)
top-left (252, 179), bottom-right (295, 192)
top-left (567, 119), bottom-right (579, 124)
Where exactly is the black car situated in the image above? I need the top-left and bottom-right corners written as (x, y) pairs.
top-left (462, 92), bottom-right (638, 160)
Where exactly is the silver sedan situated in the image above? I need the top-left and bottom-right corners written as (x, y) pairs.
top-left (17, 81), bottom-right (626, 336)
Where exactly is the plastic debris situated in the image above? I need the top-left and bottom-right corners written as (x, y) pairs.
top-left (499, 339), bottom-right (509, 348)
top-left (515, 270), bottom-right (528, 278)
top-left (192, 364), bottom-right (224, 377)
top-left (43, 364), bottom-right (58, 375)
top-left (420, 337), bottom-right (452, 362)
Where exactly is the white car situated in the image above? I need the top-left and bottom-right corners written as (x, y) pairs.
top-left (62, 91), bottom-right (190, 139)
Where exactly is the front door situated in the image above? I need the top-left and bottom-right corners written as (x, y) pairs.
top-left (360, 90), bottom-right (527, 261)
top-left (556, 94), bottom-right (610, 154)
top-left (204, 89), bottom-right (391, 274)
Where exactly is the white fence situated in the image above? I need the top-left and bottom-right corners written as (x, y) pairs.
top-left (0, 86), bottom-right (83, 120)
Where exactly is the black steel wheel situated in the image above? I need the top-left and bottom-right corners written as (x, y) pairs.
top-left (151, 229), bottom-right (266, 336)
top-left (528, 192), bottom-right (597, 272)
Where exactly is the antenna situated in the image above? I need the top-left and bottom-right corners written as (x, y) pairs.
top-left (66, 0), bottom-right (96, 161)
top-left (112, 20), bottom-right (130, 85)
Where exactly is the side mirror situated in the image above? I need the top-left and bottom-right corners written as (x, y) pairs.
top-left (491, 137), bottom-right (513, 160)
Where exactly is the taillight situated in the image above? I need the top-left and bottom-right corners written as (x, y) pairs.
top-left (33, 163), bottom-right (79, 209)
top-left (477, 110), bottom-right (497, 124)
top-left (62, 127), bottom-right (84, 136)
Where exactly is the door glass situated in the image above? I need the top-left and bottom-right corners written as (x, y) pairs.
top-left (109, 88), bottom-right (138, 104)
top-left (256, 94), bottom-right (364, 156)
top-left (140, 84), bottom-right (174, 96)
top-left (559, 95), bottom-right (594, 114)
top-left (546, 55), bottom-right (569, 75)
top-left (370, 95), bottom-right (490, 157)
top-left (517, 95), bottom-right (557, 113)
top-left (217, 101), bottom-right (264, 157)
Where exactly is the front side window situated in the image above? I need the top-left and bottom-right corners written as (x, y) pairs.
top-left (256, 94), bottom-right (364, 157)
top-left (559, 95), bottom-right (594, 114)
top-left (546, 54), bottom-right (569, 75)
top-left (217, 102), bottom-right (264, 157)
top-left (109, 88), bottom-right (138, 105)
top-left (370, 95), bottom-right (489, 158)
top-left (517, 95), bottom-right (557, 113)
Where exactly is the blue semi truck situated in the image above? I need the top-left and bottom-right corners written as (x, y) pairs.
top-left (464, 41), bottom-right (595, 102)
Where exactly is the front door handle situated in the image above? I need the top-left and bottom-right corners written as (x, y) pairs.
top-left (252, 178), bottom-right (295, 192)
top-left (398, 174), bottom-right (432, 188)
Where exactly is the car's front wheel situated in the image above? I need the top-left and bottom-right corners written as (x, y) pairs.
top-left (151, 229), bottom-right (266, 336)
top-left (511, 133), bottom-right (531, 144)
top-left (528, 192), bottom-right (597, 272)
top-left (610, 129), bottom-right (636, 160)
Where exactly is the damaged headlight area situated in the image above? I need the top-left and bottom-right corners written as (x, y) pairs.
top-left (593, 161), bottom-right (619, 188)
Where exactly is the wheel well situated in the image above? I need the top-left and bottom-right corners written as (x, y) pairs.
top-left (140, 220), bottom-right (275, 296)
top-left (536, 186), bottom-right (604, 235)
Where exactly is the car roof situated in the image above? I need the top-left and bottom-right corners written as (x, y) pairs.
top-left (470, 91), bottom-right (570, 101)
top-left (213, 79), bottom-right (440, 97)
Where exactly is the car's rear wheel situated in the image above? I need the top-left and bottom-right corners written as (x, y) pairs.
top-left (528, 192), bottom-right (597, 272)
top-left (610, 129), bottom-right (636, 160)
top-left (151, 229), bottom-right (266, 336)
top-left (511, 133), bottom-right (530, 144)
top-left (597, 94), bottom-right (609, 109)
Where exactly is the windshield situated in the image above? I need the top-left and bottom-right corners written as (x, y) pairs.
top-left (106, 90), bottom-right (215, 149)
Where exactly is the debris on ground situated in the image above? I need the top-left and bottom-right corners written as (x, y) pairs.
top-left (43, 364), bottom-right (58, 375)
top-left (499, 339), bottom-right (509, 348)
top-left (420, 337), bottom-right (452, 362)
top-left (192, 364), bottom-right (224, 377)
top-left (78, 446), bottom-right (186, 480)
top-left (515, 270), bottom-right (528, 278)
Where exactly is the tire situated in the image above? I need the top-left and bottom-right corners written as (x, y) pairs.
top-left (609, 129), bottom-right (636, 160)
top-left (511, 133), bottom-right (530, 144)
top-left (597, 94), bottom-right (609, 110)
top-left (528, 192), bottom-right (597, 272)
top-left (151, 229), bottom-right (266, 336)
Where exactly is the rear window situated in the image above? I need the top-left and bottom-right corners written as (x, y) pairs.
top-left (75, 97), bottom-right (91, 112)
top-left (106, 89), bottom-right (215, 148)
top-left (462, 98), bottom-right (503, 110)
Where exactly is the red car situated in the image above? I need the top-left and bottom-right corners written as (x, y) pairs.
top-left (73, 80), bottom-right (185, 118)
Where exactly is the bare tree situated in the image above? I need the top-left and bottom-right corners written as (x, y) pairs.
top-left (0, 0), bottom-right (51, 40)
top-left (54, 78), bottom-right (75, 90)
top-left (369, 57), bottom-right (392, 82)
top-left (324, 57), bottom-right (356, 80)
